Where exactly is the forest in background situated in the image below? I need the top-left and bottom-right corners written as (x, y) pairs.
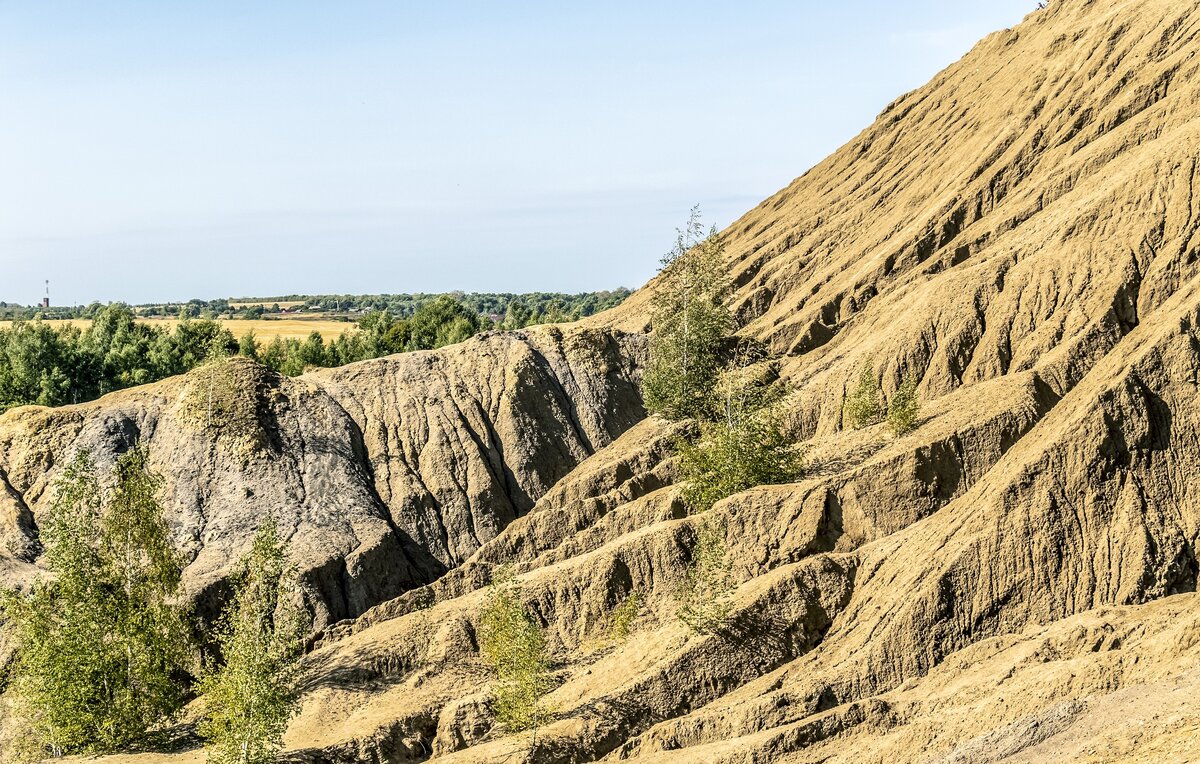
top-left (0, 289), bottom-right (631, 413)
top-left (0, 289), bottom-right (631, 324)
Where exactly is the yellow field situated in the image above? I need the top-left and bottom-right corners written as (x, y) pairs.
top-left (0, 318), bottom-right (356, 342)
top-left (228, 299), bottom-right (307, 310)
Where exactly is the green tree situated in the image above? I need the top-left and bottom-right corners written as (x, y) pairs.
top-left (0, 452), bottom-right (103, 759)
top-left (887, 374), bottom-right (921, 436)
top-left (501, 301), bottom-right (533, 330)
top-left (477, 571), bottom-right (554, 735)
top-left (296, 332), bottom-right (328, 370)
top-left (845, 358), bottom-right (882, 429)
top-left (642, 208), bottom-right (734, 420)
top-left (0, 320), bottom-right (86, 410)
top-left (406, 296), bottom-right (481, 351)
top-left (676, 358), bottom-right (804, 514)
top-left (168, 319), bottom-right (237, 372)
top-left (382, 320), bottom-right (411, 353)
top-left (0, 449), bottom-right (192, 758)
top-left (198, 520), bottom-right (310, 764)
top-left (99, 448), bottom-right (193, 735)
top-left (260, 337), bottom-right (289, 373)
top-left (238, 330), bottom-right (260, 360)
top-left (675, 519), bottom-right (734, 635)
top-left (355, 310), bottom-right (392, 353)
top-left (81, 304), bottom-right (159, 391)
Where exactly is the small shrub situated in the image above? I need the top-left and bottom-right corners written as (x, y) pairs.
top-left (607, 592), bottom-right (642, 642)
top-left (676, 361), bottom-right (804, 514)
top-left (477, 573), bottom-right (554, 734)
top-left (887, 375), bottom-right (921, 437)
top-left (845, 359), bottom-right (882, 429)
top-left (675, 520), bottom-right (734, 635)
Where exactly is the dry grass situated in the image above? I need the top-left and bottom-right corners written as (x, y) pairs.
top-left (0, 318), bottom-right (355, 342)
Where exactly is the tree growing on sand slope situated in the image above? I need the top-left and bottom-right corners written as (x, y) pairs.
top-left (477, 570), bottom-right (554, 736)
top-left (887, 374), bottom-right (921, 436)
top-left (845, 358), bottom-right (882, 429)
top-left (642, 207), bottom-right (735, 421)
top-left (0, 448), bottom-right (192, 759)
top-left (198, 519), bottom-right (311, 764)
top-left (675, 518), bottom-right (735, 635)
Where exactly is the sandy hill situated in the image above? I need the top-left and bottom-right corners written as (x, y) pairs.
top-left (3, 0), bottom-right (1200, 761)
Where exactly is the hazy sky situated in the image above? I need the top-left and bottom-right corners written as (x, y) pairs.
top-left (0, 1), bottom-right (1035, 306)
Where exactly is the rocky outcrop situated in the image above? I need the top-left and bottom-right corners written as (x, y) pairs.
top-left (310, 326), bottom-right (646, 571)
top-left (0, 326), bottom-right (645, 628)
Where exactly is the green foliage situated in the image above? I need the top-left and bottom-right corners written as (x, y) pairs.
top-left (0, 449), bottom-right (192, 759)
top-left (675, 519), bottom-right (734, 635)
top-left (198, 519), bottom-right (310, 764)
top-left (0, 319), bottom-right (79, 410)
top-left (477, 572), bottom-right (554, 734)
top-left (606, 592), bottom-right (641, 643)
top-left (676, 358), bottom-right (804, 514)
top-left (238, 330), bottom-right (259, 360)
top-left (0, 304), bottom-right (236, 413)
top-left (247, 299), bottom-right (479, 376)
top-left (217, 289), bottom-right (631, 324)
top-left (845, 359), bottom-right (882, 429)
top-left (0, 291), bottom-right (632, 325)
top-left (0, 290), bottom-right (632, 412)
top-left (642, 208), bottom-right (735, 420)
top-left (887, 375), bottom-right (921, 437)
top-left (404, 295), bottom-right (482, 351)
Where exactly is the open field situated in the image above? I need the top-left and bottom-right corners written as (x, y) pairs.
top-left (0, 318), bottom-right (357, 342)
top-left (227, 299), bottom-right (307, 310)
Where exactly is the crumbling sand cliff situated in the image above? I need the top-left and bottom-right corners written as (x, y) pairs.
top-left (4, 0), bottom-right (1200, 760)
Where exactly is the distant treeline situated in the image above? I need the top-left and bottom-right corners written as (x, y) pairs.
top-left (0, 290), bottom-right (632, 324)
top-left (0, 290), bottom-right (630, 413)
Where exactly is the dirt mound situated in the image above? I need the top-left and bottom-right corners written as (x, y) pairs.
top-left (0, 327), bottom-right (644, 629)
top-left (7, 0), bottom-right (1200, 761)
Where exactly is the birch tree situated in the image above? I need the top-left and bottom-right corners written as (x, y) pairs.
top-left (0, 448), bottom-right (191, 758)
top-left (198, 519), bottom-right (310, 764)
top-left (642, 208), bottom-right (734, 420)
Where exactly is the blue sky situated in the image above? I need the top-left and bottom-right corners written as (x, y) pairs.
top-left (0, 1), bottom-right (1034, 305)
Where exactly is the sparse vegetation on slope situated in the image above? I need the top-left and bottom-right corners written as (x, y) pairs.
top-left (642, 213), bottom-right (804, 513)
top-left (845, 358), bottom-right (882, 430)
top-left (887, 374), bottom-right (921, 436)
top-left (198, 520), bottom-right (310, 764)
top-left (179, 357), bottom-right (278, 457)
top-left (674, 519), bottom-right (734, 635)
top-left (12, 1), bottom-right (1200, 762)
top-left (676, 358), bottom-right (804, 513)
top-left (606, 591), bottom-right (642, 643)
top-left (477, 571), bottom-right (555, 735)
